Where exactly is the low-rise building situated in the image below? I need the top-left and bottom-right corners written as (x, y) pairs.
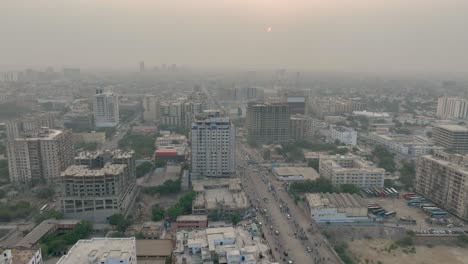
top-left (328, 126), bottom-right (357, 145)
top-left (319, 154), bottom-right (385, 188)
top-left (57, 238), bottom-right (136, 264)
top-left (174, 215), bottom-right (209, 229)
top-left (132, 125), bottom-right (158, 135)
top-left (154, 147), bottom-right (186, 162)
top-left (192, 179), bottom-right (249, 216)
top-left (15, 219), bottom-right (80, 249)
top-left (0, 248), bottom-right (43, 264)
top-left (155, 133), bottom-right (187, 148)
top-left (272, 166), bottom-right (320, 181)
top-left (136, 240), bottom-right (173, 263)
top-left (72, 131), bottom-right (106, 145)
top-left (366, 132), bottom-right (443, 158)
top-left (305, 193), bottom-right (368, 223)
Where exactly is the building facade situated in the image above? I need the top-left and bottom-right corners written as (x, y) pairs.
top-left (329, 126), bottom-right (357, 145)
top-left (416, 151), bottom-right (468, 221)
top-left (191, 113), bottom-right (236, 178)
top-left (436, 96), bottom-right (468, 119)
top-left (319, 155), bottom-right (385, 188)
top-left (289, 114), bottom-right (314, 141)
top-left (59, 150), bottom-right (137, 223)
top-left (7, 128), bottom-right (74, 188)
top-left (142, 95), bottom-right (160, 123)
top-left (246, 102), bottom-right (290, 144)
top-left (433, 125), bottom-right (468, 154)
top-left (305, 193), bottom-right (368, 223)
top-left (93, 89), bottom-right (119, 128)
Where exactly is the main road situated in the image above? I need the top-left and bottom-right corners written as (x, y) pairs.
top-left (237, 142), bottom-right (342, 264)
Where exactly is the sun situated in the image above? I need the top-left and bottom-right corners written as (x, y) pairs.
top-left (266, 26), bottom-right (272, 32)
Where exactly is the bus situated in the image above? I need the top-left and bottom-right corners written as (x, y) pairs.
top-left (385, 211), bottom-right (396, 217)
top-left (39, 204), bottom-right (48, 214)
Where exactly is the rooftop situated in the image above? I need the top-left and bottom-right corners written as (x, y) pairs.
top-left (15, 220), bottom-right (57, 248)
top-left (331, 126), bottom-right (355, 133)
top-left (306, 193), bottom-right (367, 209)
top-left (0, 248), bottom-right (38, 264)
top-left (136, 239), bottom-right (173, 258)
top-left (435, 124), bottom-right (468, 132)
top-left (61, 163), bottom-right (126, 177)
top-left (57, 238), bottom-right (135, 264)
top-left (273, 167), bottom-right (320, 180)
top-left (176, 215), bottom-right (208, 222)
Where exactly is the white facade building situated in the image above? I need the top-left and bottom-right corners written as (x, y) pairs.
top-left (57, 238), bottom-right (136, 264)
top-left (142, 95), bottom-right (160, 123)
top-left (191, 113), bottom-right (236, 178)
top-left (329, 126), bottom-right (357, 145)
top-left (319, 154), bottom-right (385, 188)
top-left (436, 96), bottom-right (468, 119)
top-left (93, 89), bottom-right (120, 128)
top-left (305, 193), bottom-right (368, 223)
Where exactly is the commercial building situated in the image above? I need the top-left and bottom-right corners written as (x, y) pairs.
top-left (319, 155), bottom-right (385, 188)
top-left (93, 88), bottom-right (119, 128)
top-left (0, 248), bottom-right (42, 264)
top-left (174, 226), bottom-right (274, 264)
top-left (246, 102), bottom-right (290, 144)
top-left (311, 97), bottom-right (363, 118)
top-left (174, 215), bottom-right (209, 229)
top-left (279, 89), bottom-right (310, 115)
top-left (305, 193), bottom-right (368, 223)
top-left (59, 150), bottom-right (137, 222)
top-left (56, 238), bottom-right (136, 264)
top-left (289, 114), bottom-right (315, 141)
top-left (6, 112), bottom-right (56, 140)
top-left (433, 125), bottom-right (468, 154)
top-left (192, 179), bottom-right (248, 216)
top-left (366, 132), bottom-right (444, 158)
top-left (154, 147), bottom-right (187, 162)
top-left (328, 126), bottom-right (357, 145)
top-left (142, 95), bottom-right (160, 124)
top-left (7, 128), bottom-right (74, 188)
top-left (272, 166), bottom-right (320, 181)
top-left (155, 133), bottom-right (187, 148)
top-left (191, 112), bottom-right (236, 178)
top-left (436, 96), bottom-right (468, 119)
top-left (416, 151), bottom-right (468, 221)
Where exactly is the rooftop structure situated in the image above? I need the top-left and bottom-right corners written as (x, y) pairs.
top-left (136, 240), bottom-right (173, 262)
top-left (305, 193), bottom-right (368, 223)
top-left (319, 154), bottom-right (385, 188)
top-left (0, 248), bottom-right (42, 264)
top-left (192, 179), bottom-right (248, 215)
top-left (273, 166), bottom-right (320, 181)
top-left (57, 238), bottom-right (136, 264)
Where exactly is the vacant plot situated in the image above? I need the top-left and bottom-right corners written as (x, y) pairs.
top-left (348, 239), bottom-right (468, 264)
top-left (371, 198), bottom-right (432, 229)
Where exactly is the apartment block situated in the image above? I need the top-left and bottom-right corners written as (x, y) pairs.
top-left (142, 94), bottom-right (160, 124)
top-left (319, 154), bottom-right (385, 188)
top-left (191, 112), bottom-right (236, 178)
top-left (329, 126), bottom-right (357, 145)
top-left (57, 238), bottom-right (136, 264)
top-left (311, 97), bottom-right (363, 118)
top-left (93, 88), bottom-right (119, 128)
top-left (6, 112), bottom-right (56, 140)
top-left (433, 125), bottom-right (468, 154)
top-left (436, 96), bottom-right (468, 119)
top-left (59, 150), bottom-right (137, 223)
top-left (416, 151), bottom-right (468, 220)
top-left (7, 128), bottom-right (74, 188)
top-left (246, 101), bottom-right (290, 144)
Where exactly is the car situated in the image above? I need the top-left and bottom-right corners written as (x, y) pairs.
top-left (306, 247), bottom-right (312, 252)
top-left (283, 251), bottom-right (288, 256)
top-left (287, 214), bottom-right (291, 219)
top-left (288, 260), bottom-right (293, 264)
top-left (270, 225), bottom-right (273, 230)
top-left (275, 230), bottom-right (279, 235)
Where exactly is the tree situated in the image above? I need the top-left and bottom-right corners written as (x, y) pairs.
top-left (399, 161), bottom-right (416, 189)
top-left (230, 212), bottom-right (241, 225)
top-left (154, 159), bottom-right (167, 168)
top-left (35, 210), bottom-right (63, 224)
top-left (109, 214), bottom-right (130, 232)
top-left (308, 160), bottom-right (319, 171)
top-left (35, 186), bottom-right (55, 199)
top-left (136, 161), bottom-right (154, 178)
top-left (339, 184), bottom-right (360, 194)
top-left (136, 232), bottom-right (145, 239)
top-left (152, 206), bottom-right (165, 222)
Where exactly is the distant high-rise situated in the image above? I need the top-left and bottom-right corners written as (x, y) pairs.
top-left (142, 95), bottom-right (160, 123)
top-left (93, 89), bottom-right (119, 128)
top-left (139, 61), bottom-right (145, 72)
top-left (7, 128), bottom-right (74, 188)
top-left (246, 101), bottom-right (290, 144)
top-left (191, 111), bottom-right (236, 178)
top-left (436, 96), bottom-right (468, 119)
top-left (433, 125), bottom-right (468, 154)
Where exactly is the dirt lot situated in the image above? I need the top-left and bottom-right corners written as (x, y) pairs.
top-left (370, 197), bottom-right (432, 228)
top-left (348, 238), bottom-right (468, 264)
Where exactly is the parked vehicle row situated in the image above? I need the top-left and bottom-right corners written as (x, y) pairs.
top-left (405, 193), bottom-right (449, 219)
top-left (368, 202), bottom-right (396, 217)
top-left (362, 187), bottom-right (399, 198)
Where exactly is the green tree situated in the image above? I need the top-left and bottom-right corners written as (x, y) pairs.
top-left (339, 184), bottom-right (360, 194)
top-left (35, 186), bottom-right (55, 199)
top-left (136, 161), bottom-right (154, 178)
top-left (154, 159), bottom-right (167, 168)
top-left (230, 212), bottom-right (241, 225)
top-left (399, 161), bottom-right (416, 189)
top-left (152, 206), bottom-right (165, 221)
top-left (308, 160), bottom-right (319, 171)
top-left (136, 232), bottom-right (145, 239)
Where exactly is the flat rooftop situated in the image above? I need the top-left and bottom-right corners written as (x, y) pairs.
top-left (273, 167), bottom-right (320, 180)
top-left (177, 215), bottom-right (208, 222)
top-left (306, 193), bottom-right (367, 209)
top-left (15, 220), bottom-right (57, 248)
top-left (331, 126), bottom-right (355, 133)
top-left (136, 240), bottom-right (173, 258)
top-left (436, 124), bottom-right (468, 132)
top-left (61, 163), bottom-right (126, 177)
top-left (57, 238), bottom-right (135, 264)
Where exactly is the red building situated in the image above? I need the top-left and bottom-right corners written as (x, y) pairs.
top-left (174, 215), bottom-right (208, 229)
top-left (154, 147), bottom-right (185, 162)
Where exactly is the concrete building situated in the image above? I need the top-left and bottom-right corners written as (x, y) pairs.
top-left (136, 240), bottom-right (173, 263)
top-left (93, 88), bottom-right (119, 128)
top-left (433, 125), bottom-right (468, 154)
top-left (174, 215), bottom-right (209, 229)
top-left (352, 111), bottom-right (392, 123)
top-left (436, 96), bottom-right (468, 119)
top-left (319, 154), bottom-right (385, 188)
top-left (328, 126), bottom-right (357, 145)
top-left (7, 128), bottom-right (74, 188)
top-left (192, 179), bottom-right (248, 216)
top-left (160, 101), bottom-right (182, 127)
top-left (305, 193), bottom-right (368, 223)
top-left (311, 97), bottom-right (364, 118)
top-left (279, 89), bottom-right (310, 115)
top-left (0, 248), bottom-right (42, 264)
top-left (366, 132), bottom-right (444, 158)
top-left (72, 131), bottom-right (106, 145)
top-left (289, 114), bottom-right (314, 141)
top-left (57, 238), bottom-right (136, 264)
top-left (15, 219), bottom-right (80, 249)
top-left (6, 112), bottom-right (56, 140)
top-left (142, 95), bottom-right (160, 124)
top-left (272, 166), bottom-right (320, 181)
top-left (155, 133), bottom-right (187, 148)
top-left (154, 147), bottom-right (187, 162)
top-left (416, 151), bottom-right (468, 221)
top-left (174, 226), bottom-right (274, 264)
top-left (246, 102), bottom-right (290, 144)
top-left (191, 113), bottom-right (236, 178)
top-left (59, 150), bottom-right (137, 222)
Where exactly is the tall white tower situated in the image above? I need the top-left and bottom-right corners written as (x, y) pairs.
top-left (93, 88), bottom-right (120, 128)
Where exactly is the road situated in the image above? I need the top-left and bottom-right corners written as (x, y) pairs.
top-left (101, 113), bottom-right (140, 150)
top-left (237, 142), bottom-right (342, 264)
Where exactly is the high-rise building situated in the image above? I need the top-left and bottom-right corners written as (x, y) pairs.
top-left (6, 112), bottom-right (56, 140)
top-left (416, 151), bottom-right (468, 220)
top-left (59, 150), bottom-right (137, 222)
top-left (57, 238), bottom-right (136, 264)
top-left (246, 102), bottom-right (290, 144)
top-left (142, 95), bottom-right (160, 124)
top-left (279, 89), bottom-right (310, 115)
top-left (93, 89), bottom-right (120, 128)
top-left (433, 125), bottom-right (468, 154)
top-left (319, 154), bottom-right (385, 188)
top-left (290, 114), bottom-right (313, 141)
top-left (328, 126), bottom-right (358, 145)
top-left (7, 128), bottom-right (74, 188)
top-left (139, 61), bottom-right (145, 72)
top-left (311, 97), bottom-right (364, 118)
top-left (436, 96), bottom-right (468, 119)
top-left (191, 111), bottom-right (236, 178)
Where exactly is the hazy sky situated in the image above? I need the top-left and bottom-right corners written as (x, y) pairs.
top-left (2, 0), bottom-right (468, 72)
